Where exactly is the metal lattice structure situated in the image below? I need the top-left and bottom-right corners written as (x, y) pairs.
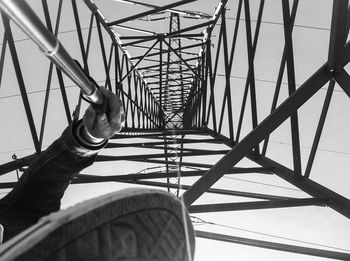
top-left (1, 0), bottom-right (350, 259)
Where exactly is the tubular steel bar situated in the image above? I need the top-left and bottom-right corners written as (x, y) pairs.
top-left (0, 0), bottom-right (103, 104)
top-left (195, 231), bottom-right (350, 260)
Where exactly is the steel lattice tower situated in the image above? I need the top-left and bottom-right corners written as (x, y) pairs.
top-left (0, 0), bottom-right (350, 259)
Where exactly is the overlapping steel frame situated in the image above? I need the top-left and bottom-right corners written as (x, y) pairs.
top-left (0, 0), bottom-right (350, 259)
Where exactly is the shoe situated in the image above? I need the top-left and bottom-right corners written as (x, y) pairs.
top-left (0, 188), bottom-right (195, 261)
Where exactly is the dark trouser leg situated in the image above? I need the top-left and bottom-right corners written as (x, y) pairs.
top-left (0, 133), bottom-right (96, 241)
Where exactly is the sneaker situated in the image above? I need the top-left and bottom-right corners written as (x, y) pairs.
top-left (0, 188), bottom-right (195, 261)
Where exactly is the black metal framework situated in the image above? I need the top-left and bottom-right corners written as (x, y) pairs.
top-left (1, 0), bottom-right (350, 259)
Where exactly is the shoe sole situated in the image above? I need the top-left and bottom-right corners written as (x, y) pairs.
top-left (0, 188), bottom-right (195, 261)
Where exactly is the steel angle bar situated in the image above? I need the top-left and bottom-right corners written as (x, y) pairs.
top-left (195, 231), bottom-right (350, 260)
top-left (304, 79), bottom-right (335, 178)
top-left (158, 38), bottom-right (163, 125)
top-left (131, 42), bottom-right (204, 60)
top-left (0, 32), bottom-right (7, 86)
top-left (206, 98), bottom-right (350, 218)
top-left (95, 150), bottom-right (228, 161)
top-left (167, 21), bottom-right (213, 38)
top-left (162, 39), bottom-right (199, 79)
top-left (39, 0), bottom-right (64, 145)
top-left (246, 0), bottom-right (264, 146)
top-left (42, 0), bottom-right (71, 124)
top-left (206, 41), bottom-right (217, 131)
top-left (333, 68), bottom-right (350, 98)
top-left (182, 63), bottom-right (332, 206)
top-left (0, 153), bottom-right (37, 176)
top-left (228, 0), bottom-right (243, 73)
top-left (235, 0), bottom-right (264, 142)
top-left (95, 16), bottom-right (113, 89)
top-left (166, 33), bottom-right (204, 39)
top-left (120, 35), bottom-right (157, 40)
top-left (119, 88), bottom-right (160, 126)
top-left (1, 15), bottom-right (41, 153)
top-left (253, 154), bottom-right (350, 218)
top-left (113, 25), bottom-right (156, 36)
top-left (108, 0), bottom-right (196, 26)
top-left (201, 41), bottom-right (210, 126)
top-left (121, 39), bottom-right (159, 82)
top-left (218, 9), bottom-right (234, 140)
top-left (103, 180), bottom-right (296, 201)
top-left (0, 167), bottom-right (268, 186)
top-left (106, 138), bottom-right (219, 147)
top-left (138, 59), bottom-right (198, 70)
top-left (76, 171), bottom-right (207, 182)
top-left (71, 0), bottom-right (90, 72)
top-left (189, 197), bottom-right (328, 213)
top-left (121, 37), bottom-right (157, 47)
top-left (106, 43), bottom-right (115, 90)
top-left (282, 0), bottom-right (302, 178)
top-left (112, 0), bottom-right (211, 19)
top-left (85, 14), bottom-right (94, 64)
top-left (144, 145), bottom-right (228, 154)
top-left (127, 159), bottom-right (214, 169)
top-left (262, 0), bottom-right (299, 155)
top-left (328, 0), bottom-right (349, 71)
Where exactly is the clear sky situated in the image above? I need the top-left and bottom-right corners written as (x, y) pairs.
top-left (0, 0), bottom-right (350, 260)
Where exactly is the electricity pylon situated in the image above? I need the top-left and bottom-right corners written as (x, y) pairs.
top-left (0, 0), bottom-right (350, 259)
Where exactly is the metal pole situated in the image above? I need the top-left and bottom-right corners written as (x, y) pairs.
top-left (0, 0), bottom-right (104, 104)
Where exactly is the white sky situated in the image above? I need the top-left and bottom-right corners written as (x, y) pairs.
top-left (0, 0), bottom-right (350, 260)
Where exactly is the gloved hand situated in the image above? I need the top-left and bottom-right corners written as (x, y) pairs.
top-left (83, 87), bottom-right (124, 141)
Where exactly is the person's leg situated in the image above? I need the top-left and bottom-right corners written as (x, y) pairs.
top-left (0, 124), bottom-right (97, 241)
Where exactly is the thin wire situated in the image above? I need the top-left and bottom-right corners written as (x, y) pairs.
top-left (270, 139), bottom-right (350, 157)
top-left (223, 175), bottom-right (301, 192)
top-left (0, 78), bottom-right (115, 100)
top-left (217, 74), bottom-right (345, 94)
top-left (224, 17), bottom-right (331, 32)
top-left (195, 218), bottom-right (350, 253)
top-left (0, 26), bottom-right (95, 46)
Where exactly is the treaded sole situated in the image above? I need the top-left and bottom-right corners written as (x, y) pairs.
top-left (0, 188), bottom-right (195, 261)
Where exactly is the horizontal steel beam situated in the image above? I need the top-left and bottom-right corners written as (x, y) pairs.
top-left (208, 123), bottom-right (350, 219)
top-left (112, 180), bottom-right (297, 201)
top-left (195, 231), bottom-right (350, 260)
top-left (95, 149), bottom-right (229, 161)
top-left (189, 197), bottom-right (329, 213)
top-left (253, 155), bottom-right (350, 219)
top-left (107, 0), bottom-right (196, 26)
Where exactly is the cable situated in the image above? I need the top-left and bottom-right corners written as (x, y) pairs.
top-left (0, 26), bottom-right (95, 46)
top-left (216, 74), bottom-right (345, 94)
top-left (269, 140), bottom-right (350, 157)
top-left (0, 78), bottom-right (115, 100)
top-left (224, 17), bottom-right (331, 32)
top-left (223, 176), bottom-right (301, 192)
